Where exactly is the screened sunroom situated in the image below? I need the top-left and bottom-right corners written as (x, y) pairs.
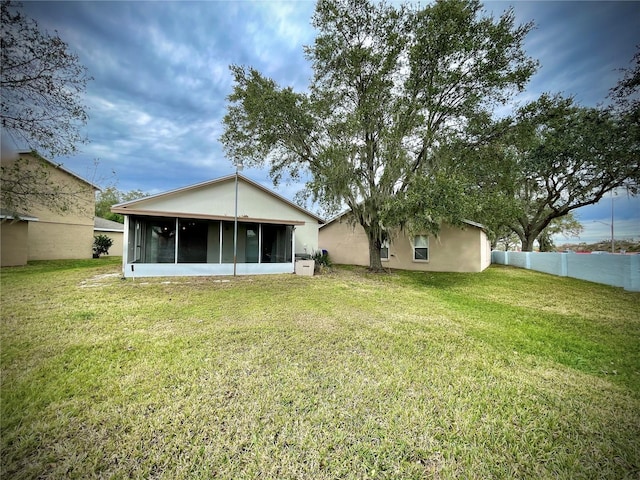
top-left (125, 216), bottom-right (294, 276)
top-left (112, 174), bottom-right (323, 278)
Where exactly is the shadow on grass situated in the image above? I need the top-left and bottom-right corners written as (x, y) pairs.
top-left (392, 268), bottom-right (487, 291)
top-left (332, 263), bottom-right (486, 290)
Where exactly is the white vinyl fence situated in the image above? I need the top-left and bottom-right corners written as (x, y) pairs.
top-left (491, 251), bottom-right (640, 292)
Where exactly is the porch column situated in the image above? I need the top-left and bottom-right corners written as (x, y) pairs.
top-left (122, 215), bottom-right (130, 274)
top-left (292, 226), bottom-right (296, 269)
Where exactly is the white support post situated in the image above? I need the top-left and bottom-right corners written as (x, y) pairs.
top-left (122, 215), bottom-right (130, 276)
top-left (174, 217), bottom-right (179, 264)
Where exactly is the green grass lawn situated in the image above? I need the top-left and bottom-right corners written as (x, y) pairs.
top-left (2, 257), bottom-right (639, 479)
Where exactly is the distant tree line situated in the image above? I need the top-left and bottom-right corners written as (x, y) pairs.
top-left (557, 239), bottom-right (640, 254)
top-left (95, 187), bottom-right (148, 223)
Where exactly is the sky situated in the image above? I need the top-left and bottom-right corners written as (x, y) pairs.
top-left (7, 0), bottom-right (640, 245)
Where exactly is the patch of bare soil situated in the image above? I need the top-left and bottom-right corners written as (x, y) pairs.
top-left (79, 272), bottom-right (121, 288)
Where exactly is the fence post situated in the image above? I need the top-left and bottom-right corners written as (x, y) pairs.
top-left (560, 253), bottom-right (568, 277)
top-left (626, 254), bottom-right (640, 292)
top-left (504, 251), bottom-right (509, 265)
top-left (525, 252), bottom-right (531, 270)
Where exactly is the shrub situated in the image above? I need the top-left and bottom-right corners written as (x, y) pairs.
top-left (93, 234), bottom-right (113, 258)
top-left (312, 249), bottom-right (332, 273)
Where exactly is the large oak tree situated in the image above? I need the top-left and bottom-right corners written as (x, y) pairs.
top-left (459, 91), bottom-right (639, 252)
top-left (221, 0), bottom-right (536, 270)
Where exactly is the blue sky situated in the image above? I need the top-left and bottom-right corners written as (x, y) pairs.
top-left (9, 1), bottom-right (640, 244)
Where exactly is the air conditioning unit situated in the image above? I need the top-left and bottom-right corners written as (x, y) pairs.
top-left (294, 259), bottom-right (315, 276)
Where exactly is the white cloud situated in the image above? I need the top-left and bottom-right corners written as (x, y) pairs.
top-left (17, 0), bottom-right (639, 208)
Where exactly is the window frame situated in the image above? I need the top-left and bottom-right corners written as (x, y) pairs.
top-left (413, 235), bottom-right (429, 262)
top-left (380, 240), bottom-right (389, 261)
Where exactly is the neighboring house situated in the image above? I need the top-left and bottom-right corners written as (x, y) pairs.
top-left (0, 210), bottom-right (39, 267)
top-left (94, 217), bottom-right (124, 256)
top-left (319, 212), bottom-right (491, 273)
top-left (1, 151), bottom-right (99, 266)
top-left (111, 174), bottom-right (325, 278)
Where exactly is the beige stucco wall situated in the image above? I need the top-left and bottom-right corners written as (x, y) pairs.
top-left (1, 220), bottom-right (29, 266)
top-left (28, 222), bottom-right (94, 260)
top-left (1, 153), bottom-right (96, 261)
top-left (319, 217), bottom-right (490, 273)
top-left (95, 230), bottom-right (123, 257)
top-left (319, 217), bottom-right (370, 266)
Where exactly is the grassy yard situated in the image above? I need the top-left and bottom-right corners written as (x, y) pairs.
top-left (1, 258), bottom-right (639, 479)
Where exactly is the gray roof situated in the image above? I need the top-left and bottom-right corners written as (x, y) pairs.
top-left (94, 216), bottom-right (124, 232)
top-left (0, 208), bottom-right (39, 222)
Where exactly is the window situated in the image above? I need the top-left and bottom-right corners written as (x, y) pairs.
top-left (221, 221), bottom-right (260, 263)
top-left (221, 221), bottom-right (235, 263)
top-left (413, 235), bottom-right (429, 261)
top-left (178, 219), bottom-right (209, 263)
top-left (143, 218), bottom-right (176, 263)
top-left (380, 240), bottom-right (389, 261)
top-left (262, 224), bottom-right (293, 263)
top-left (244, 223), bottom-right (259, 263)
top-left (128, 219), bottom-right (142, 263)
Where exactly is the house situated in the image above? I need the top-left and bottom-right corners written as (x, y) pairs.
top-left (319, 212), bottom-right (491, 273)
top-left (1, 151), bottom-right (99, 266)
top-left (0, 210), bottom-right (39, 267)
top-left (111, 174), bottom-right (325, 278)
top-left (94, 217), bottom-right (124, 256)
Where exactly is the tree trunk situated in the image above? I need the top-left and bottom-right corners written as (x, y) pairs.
top-left (365, 228), bottom-right (384, 272)
top-left (521, 224), bottom-right (547, 252)
top-left (521, 235), bottom-right (536, 252)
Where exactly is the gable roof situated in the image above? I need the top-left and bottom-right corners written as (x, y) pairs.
top-left (94, 216), bottom-right (124, 232)
top-left (0, 208), bottom-right (39, 222)
top-left (112, 174), bottom-right (325, 224)
top-left (320, 209), bottom-right (486, 231)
